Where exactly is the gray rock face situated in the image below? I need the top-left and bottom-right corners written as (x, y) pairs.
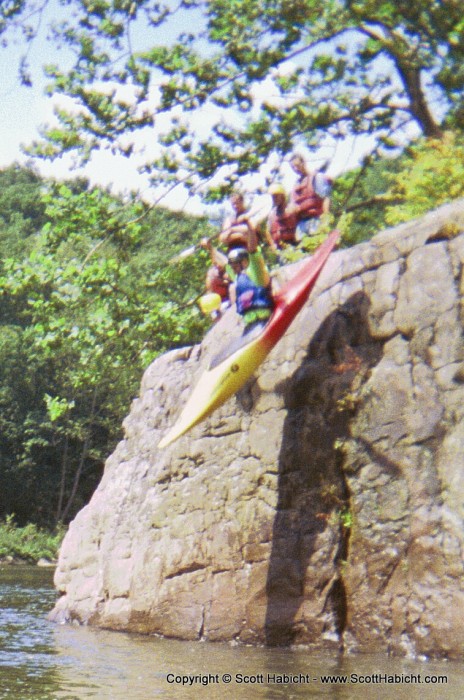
top-left (51, 200), bottom-right (464, 658)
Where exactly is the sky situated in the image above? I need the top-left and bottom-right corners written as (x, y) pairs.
top-left (0, 1), bottom-right (386, 217)
top-left (0, 0), bottom-right (198, 208)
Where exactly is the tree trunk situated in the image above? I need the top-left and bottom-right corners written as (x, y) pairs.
top-left (55, 435), bottom-right (69, 524)
top-left (60, 388), bottom-right (97, 523)
top-left (395, 63), bottom-right (443, 138)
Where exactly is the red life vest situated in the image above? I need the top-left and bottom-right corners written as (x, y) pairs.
top-left (291, 174), bottom-right (324, 220)
top-left (206, 266), bottom-right (230, 300)
top-left (268, 207), bottom-right (298, 246)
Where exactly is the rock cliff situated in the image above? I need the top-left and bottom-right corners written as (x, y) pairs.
top-left (51, 199), bottom-right (464, 659)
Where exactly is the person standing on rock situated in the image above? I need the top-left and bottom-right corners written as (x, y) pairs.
top-left (267, 183), bottom-right (299, 249)
top-left (289, 152), bottom-right (332, 237)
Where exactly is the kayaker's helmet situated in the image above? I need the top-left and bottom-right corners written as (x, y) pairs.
top-left (228, 247), bottom-right (249, 265)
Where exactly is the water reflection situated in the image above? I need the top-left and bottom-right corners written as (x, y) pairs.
top-left (1, 567), bottom-right (463, 699)
top-left (51, 629), bottom-right (464, 700)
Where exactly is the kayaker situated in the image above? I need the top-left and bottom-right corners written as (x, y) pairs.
top-left (227, 217), bottom-right (274, 333)
top-left (200, 190), bottom-right (275, 320)
top-left (267, 183), bottom-right (299, 248)
top-left (289, 153), bottom-right (332, 237)
top-left (200, 192), bottom-right (253, 316)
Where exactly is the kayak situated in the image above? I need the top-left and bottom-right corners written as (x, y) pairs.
top-left (158, 230), bottom-right (340, 448)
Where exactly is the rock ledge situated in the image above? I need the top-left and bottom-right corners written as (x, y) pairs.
top-left (51, 200), bottom-right (464, 658)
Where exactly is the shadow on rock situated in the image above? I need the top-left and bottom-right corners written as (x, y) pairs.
top-left (264, 291), bottom-right (385, 647)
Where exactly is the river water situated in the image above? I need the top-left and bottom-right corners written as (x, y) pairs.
top-left (1, 566), bottom-right (464, 699)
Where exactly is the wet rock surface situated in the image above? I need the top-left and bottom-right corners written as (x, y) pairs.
top-left (51, 200), bottom-right (464, 658)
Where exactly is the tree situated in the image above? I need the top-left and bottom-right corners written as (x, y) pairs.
top-left (0, 169), bottom-right (210, 525)
top-left (0, 165), bottom-right (47, 257)
top-left (384, 130), bottom-right (464, 225)
top-left (1, 1), bottom-right (463, 201)
top-left (1, 4), bottom-right (463, 527)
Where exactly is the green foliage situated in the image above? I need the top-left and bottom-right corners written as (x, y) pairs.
top-left (328, 507), bottom-right (353, 531)
top-left (331, 154), bottom-right (406, 245)
top-left (44, 394), bottom-right (75, 422)
top-left (0, 166), bottom-right (210, 527)
top-left (339, 508), bottom-right (353, 531)
top-left (0, 515), bottom-right (64, 563)
top-left (385, 131), bottom-right (464, 225)
top-left (0, 164), bottom-right (47, 257)
top-left (329, 129), bottom-right (464, 243)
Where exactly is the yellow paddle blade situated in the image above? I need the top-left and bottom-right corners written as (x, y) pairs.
top-left (198, 293), bottom-right (222, 315)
